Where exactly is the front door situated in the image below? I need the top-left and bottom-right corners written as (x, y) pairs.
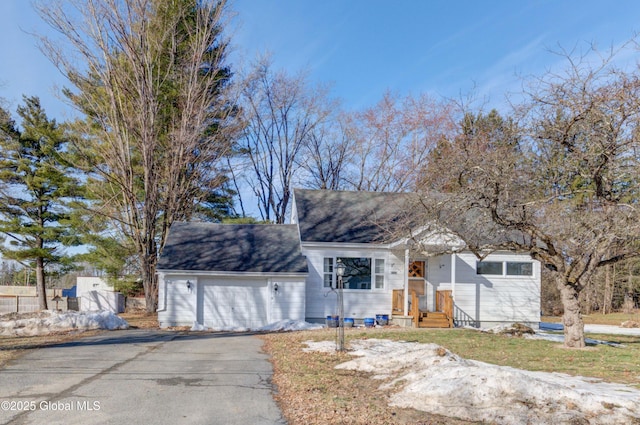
top-left (408, 260), bottom-right (425, 294)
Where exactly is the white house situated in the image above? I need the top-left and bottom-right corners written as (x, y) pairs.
top-left (76, 276), bottom-right (125, 313)
top-left (157, 189), bottom-right (541, 329)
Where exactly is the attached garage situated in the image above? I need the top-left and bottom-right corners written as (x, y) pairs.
top-left (157, 223), bottom-right (308, 329)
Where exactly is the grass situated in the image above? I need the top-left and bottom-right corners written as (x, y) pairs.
top-left (261, 326), bottom-right (640, 424)
top-left (1, 312), bottom-right (640, 424)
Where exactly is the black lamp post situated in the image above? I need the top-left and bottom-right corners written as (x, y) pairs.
top-left (336, 259), bottom-right (346, 351)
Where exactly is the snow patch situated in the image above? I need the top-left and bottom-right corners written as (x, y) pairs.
top-left (0, 310), bottom-right (129, 336)
top-left (198, 320), bottom-right (324, 333)
top-left (190, 321), bottom-right (207, 331)
top-left (304, 339), bottom-right (640, 425)
top-left (259, 320), bottom-right (324, 332)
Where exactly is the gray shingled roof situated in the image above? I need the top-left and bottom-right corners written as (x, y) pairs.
top-left (293, 189), bottom-right (420, 244)
top-left (158, 222), bottom-right (308, 274)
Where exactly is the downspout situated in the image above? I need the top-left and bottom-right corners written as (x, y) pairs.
top-left (156, 272), bottom-right (167, 312)
top-left (451, 253), bottom-right (457, 302)
top-left (267, 277), bottom-right (272, 324)
top-left (404, 247), bottom-right (409, 316)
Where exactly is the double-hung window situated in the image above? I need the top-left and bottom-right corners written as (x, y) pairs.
top-left (323, 258), bottom-right (333, 287)
top-left (374, 259), bottom-right (385, 289)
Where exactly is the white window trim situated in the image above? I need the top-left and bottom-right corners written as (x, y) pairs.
top-left (477, 260), bottom-right (534, 277)
top-left (324, 256), bottom-right (386, 291)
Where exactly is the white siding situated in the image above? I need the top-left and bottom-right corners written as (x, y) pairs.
top-left (76, 277), bottom-right (112, 294)
top-left (301, 245), bottom-right (405, 322)
top-left (76, 277), bottom-right (123, 313)
top-left (270, 278), bottom-right (306, 322)
top-left (158, 275), bottom-right (198, 327)
top-left (158, 274), bottom-right (307, 329)
top-left (427, 252), bottom-right (541, 327)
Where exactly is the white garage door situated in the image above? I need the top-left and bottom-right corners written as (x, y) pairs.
top-left (200, 279), bottom-right (268, 329)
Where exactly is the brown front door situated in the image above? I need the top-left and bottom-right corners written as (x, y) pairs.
top-left (408, 261), bottom-right (425, 295)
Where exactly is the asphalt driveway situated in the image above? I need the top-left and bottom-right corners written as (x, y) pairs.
top-left (0, 330), bottom-right (286, 425)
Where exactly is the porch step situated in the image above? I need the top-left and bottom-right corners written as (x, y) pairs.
top-left (418, 318), bottom-right (451, 328)
top-left (418, 311), bottom-right (452, 328)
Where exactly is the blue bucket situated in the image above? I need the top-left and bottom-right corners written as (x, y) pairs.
top-left (343, 318), bottom-right (354, 327)
top-left (364, 318), bottom-right (375, 328)
top-left (326, 315), bottom-right (339, 328)
top-left (376, 314), bottom-right (389, 326)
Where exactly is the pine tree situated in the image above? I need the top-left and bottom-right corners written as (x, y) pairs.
top-left (0, 96), bottom-right (80, 309)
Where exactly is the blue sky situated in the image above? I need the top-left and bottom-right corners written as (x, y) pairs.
top-left (1, 0), bottom-right (640, 119)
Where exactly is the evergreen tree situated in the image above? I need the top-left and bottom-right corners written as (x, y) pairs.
top-left (38, 0), bottom-right (238, 311)
top-left (0, 96), bottom-right (80, 309)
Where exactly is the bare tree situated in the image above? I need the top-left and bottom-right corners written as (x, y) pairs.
top-left (37, 0), bottom-right (237, 311)
top-left (420, 51), bottom-right (640, 348)
top-left (237, 59), bottom-right (332, 223)
top-left (298, 113), bottom-right (352, 190)
top-left (344, 91), bottom-right (456, 192)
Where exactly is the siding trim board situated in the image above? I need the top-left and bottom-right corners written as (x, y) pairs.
top-left (157, 270), bottom-right (308, 278)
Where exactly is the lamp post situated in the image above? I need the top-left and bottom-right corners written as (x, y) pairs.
top-left (336, 259), bottom-right (346, 351)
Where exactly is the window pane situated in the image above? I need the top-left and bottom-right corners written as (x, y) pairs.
top-left (323, 274), bottom-right (333, 287)
top-left (506, 262), bottom-right (533, 276)
top-left (338, 257), bottom-right (371, 290)
top-left (323, 258), bottom-right (333, 273)
top-left (375, 259), bottom-right (385, 274)
top-left (477, 261), bottom-right (503, 275)
top-left (375, 275), bottom-right (384, 289)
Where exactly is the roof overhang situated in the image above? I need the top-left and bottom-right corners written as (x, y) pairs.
top-left (300, 241), bottom-right (390, 250)
top-left (388, 223), bottom-right (466, 254)
top-left (157, 270), bottom-right (309, 278)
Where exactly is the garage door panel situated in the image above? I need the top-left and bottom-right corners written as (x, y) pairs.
top-left (201, 279), bottom-right (268, 329)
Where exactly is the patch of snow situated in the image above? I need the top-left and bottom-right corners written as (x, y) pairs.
top-left (0, 310), bottom-right (128, 336)
top-left (304, 339), bottom-right (640, 425)
top-left (540, 322), bottom-right (640, 336)
top-left (526, 332), bottom-right (624, 347)
top-left (302, 340), bottom-right (336, 353)
top-left (585, 324), bottom-right (640, 336)
top-left (194, 320), bottom-right (324, 333)
top-left (258, 320), bottom-right (324, 332)
top-left (190, 321), bottom-right (207, 331)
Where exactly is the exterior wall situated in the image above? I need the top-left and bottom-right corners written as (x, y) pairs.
top-left (427, 251), bottom-right (541, 327)
top-left (157, 273), bottom-right (306, 328)
top-left (76, 277), bottom-right (123, 313)
top-left (301, 244), bottom-right (405, 323)
top-left (158, 274), bottom-right (197, 327)
top-left (158, 248), bottom-right (540, 329)
top-left (76, 277), bottom-right (112, 294)
top-left (79, 290), bottom-right (124, 313)
top-left (270, 278), bottom-right (306, 322)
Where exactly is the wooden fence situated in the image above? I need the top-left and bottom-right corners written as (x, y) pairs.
top-left (0, 295), bottom-right (70, 315)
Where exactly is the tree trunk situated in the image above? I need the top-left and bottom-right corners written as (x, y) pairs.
top-left (143, 271), bottom-right (158, 314)
top-left (557, 276), bottom-right (585, 348)
top-left (603, 264), bottom-right (613, 315)
top-left (36, 257), bottom-right (48, 311)
top-left (142, 241), bottom-right (158, 313)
